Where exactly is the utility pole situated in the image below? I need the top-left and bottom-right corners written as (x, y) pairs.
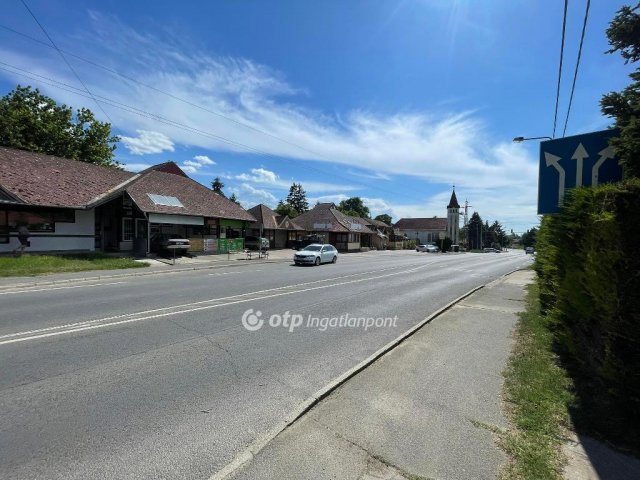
top-left (463, 199), bottom-right (472, 226)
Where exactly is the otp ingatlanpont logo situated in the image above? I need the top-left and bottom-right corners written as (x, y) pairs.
top-left (241, 308), bottom-right (264, 331)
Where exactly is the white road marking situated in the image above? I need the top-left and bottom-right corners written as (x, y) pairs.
top-left (208, 270), bottom-right (262, 276)
top-left (0, 281), bottom-right (127, 296)
top-left (0, 264), bottom-right (421, 345)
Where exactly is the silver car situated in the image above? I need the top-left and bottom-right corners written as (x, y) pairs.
top-left (293, 244), bottom-right (338, 266)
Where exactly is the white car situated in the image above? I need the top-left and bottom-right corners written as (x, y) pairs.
top-left (416, 244), bottom-right (439, 253)
top-left (293, 244), bottom-right (338, 266)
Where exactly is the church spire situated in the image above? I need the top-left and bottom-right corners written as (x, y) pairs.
top-left (447, 187), bottom-right (460, 209)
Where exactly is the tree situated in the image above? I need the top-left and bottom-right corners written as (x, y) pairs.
top-left (229, 192), bottom-right (241, 205)
top-left (286, 183), bottom-right (309, 214)
top-left (374, 214), bottom-right (392, 225)
top-left (600, 4), bottom-right (640, 178)
top-left (489, 220), bottom-right (507, 248)
top-left (521, 227), bottom-right (538, 248)
top-left (0, 85), bottom-right (120, 167)
top-left (211, 177), bottom-right (226, 197)
top-left (337, 197), bottom-right (370, 218)
top-left (274, 200), bottom-right (299, 218)
top-left (467, 212), bottom-right (484, 250)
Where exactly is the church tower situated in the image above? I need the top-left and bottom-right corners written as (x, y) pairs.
top-left (447, 188), bottom-right (460, 244)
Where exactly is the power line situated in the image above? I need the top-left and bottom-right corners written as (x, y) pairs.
top-left (552, 0), bottom-right (569, 139)
top-left (19, 0), bottom-right (115, 126)
top-left (562, 0), bottom-right (590, 137)
top-left (0, 60), bottom-right (437, 206)
top-left (0, 22), bottom-right (329, 162)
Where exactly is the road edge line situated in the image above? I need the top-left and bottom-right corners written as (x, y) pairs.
top-left (209, 268), bottom-right (523, 480)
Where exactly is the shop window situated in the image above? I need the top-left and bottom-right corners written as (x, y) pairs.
top-left (8, 210), bottom-right (54, 232)
top-left (122, 218), bottom-right (134, 241)
top-left (52, 209), bottom-right (76, 223)
top-left (0, 210), bottom-right (8, 243)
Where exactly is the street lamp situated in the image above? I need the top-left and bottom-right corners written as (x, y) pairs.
top-left (513, 136), bottom-right (552, 143)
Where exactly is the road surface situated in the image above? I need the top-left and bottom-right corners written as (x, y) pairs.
top-left (0, 250), bottom-right (532, 479)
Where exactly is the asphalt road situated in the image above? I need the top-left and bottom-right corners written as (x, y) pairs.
top-left (0, 250), bottom-right (533, 479)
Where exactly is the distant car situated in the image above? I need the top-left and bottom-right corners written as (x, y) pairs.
top-left (244, 236), bottom-right (269, 251)
top-left (483, 247), bottom-right (495, 253)
top-left (293, 244), bottom-right (338, 266)
top-left (416, 244), bottom-right (439, 253)
top-left (525, 246), bottom-right (535, 254)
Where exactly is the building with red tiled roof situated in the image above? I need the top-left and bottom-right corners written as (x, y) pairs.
top-left (293, 203), bottom-right (375, 251)
top-left (246, 204), bottom-right (304, 248)
top-left (0, 147), bottom-right (255, 255)
top-left (394, 188), bottom-right (461, 245)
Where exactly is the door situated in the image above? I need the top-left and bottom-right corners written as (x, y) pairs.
top-left (135, 219), bottom-right (148, 255)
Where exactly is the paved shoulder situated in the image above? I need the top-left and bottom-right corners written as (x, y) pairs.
top-left (227, 270), bottom-right (534, 480)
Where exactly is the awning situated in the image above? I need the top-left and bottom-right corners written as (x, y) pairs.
top-left (148, 213), bottom-right (204, 225)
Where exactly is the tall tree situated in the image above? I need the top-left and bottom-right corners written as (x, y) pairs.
top-left (374, 214), bottom-right (392, 225)
top-left (211, 177), bottom-right (226, 197)
top-left (600, 3), bottom-right (640, 178)
top-left (228, 192), bottom-right (241, 205)
top-left (0, 85), bottom-right (120, 167)
top-left (337, 197), bottom-right (370, 218)
top-left (467, 212), bottom-right (484, 250)
top-left (521, 227), bottom-right (538, 248)
top-left (274, 200), bottom-right (299, 218)
top-left (286, 183), bottom-right (309, 214)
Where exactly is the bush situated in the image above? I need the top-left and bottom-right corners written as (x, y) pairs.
top-left (535, 179), bottom-right (640, 448)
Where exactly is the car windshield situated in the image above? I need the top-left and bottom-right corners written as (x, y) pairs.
top-left (303, 245), bottom-right (322, 251)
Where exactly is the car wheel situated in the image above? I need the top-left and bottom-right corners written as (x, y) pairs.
top-left (332, 256), bottom-right (337, 264)
top-left (315, 257), bottom-right (321, 266)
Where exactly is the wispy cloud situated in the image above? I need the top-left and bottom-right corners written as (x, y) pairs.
top-left (0, 11), bottom-right (539, 228)
top-left (120, 130), bottom-right (175, 155)
top-left (232, 167), bottom-right (358, 194)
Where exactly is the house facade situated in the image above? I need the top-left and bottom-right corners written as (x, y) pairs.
top-left (393, 189), bottom-right (461, 245)
top-left (0, 148), bottom-right (255, 255)
top-left (246, 203), bottom-right (304, 249)
top-left (292, 203), bottom-right (375, 252)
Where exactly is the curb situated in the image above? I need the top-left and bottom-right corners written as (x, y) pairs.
top-left (209, 271), bottom-right (523, 480)
top-left (0, 258), bottom-right (292, 291)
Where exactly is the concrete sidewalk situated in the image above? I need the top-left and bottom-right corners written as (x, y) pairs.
top-left (0, 249), bottom-right (295, 290)
top-left (226, 270), bottom-right (535, 480)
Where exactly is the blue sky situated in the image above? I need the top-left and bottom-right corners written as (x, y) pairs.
top-left (0, 0), bottom-right (633, 232)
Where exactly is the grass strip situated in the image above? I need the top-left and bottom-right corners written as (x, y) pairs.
top-left (0, 253), bottom-right (149, 277)
top-left (500, 283), bottom-right (574, 479)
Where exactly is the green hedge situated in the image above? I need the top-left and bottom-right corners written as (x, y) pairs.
top-left (535, 179), bottom-right (640, 445)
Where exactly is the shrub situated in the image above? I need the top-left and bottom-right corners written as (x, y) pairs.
top-left (535, 179), bottom-right (640, 447)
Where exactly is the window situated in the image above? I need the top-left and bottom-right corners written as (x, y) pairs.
top-left (0, 210), bottom-right (8, 244)
top-left (147, 194), bottom-right (184, 207)
top-left (8, 210), bottom-right (54, 232)
top-left (52, 209), bottom-right (76, 223)
top-left (122, 218), bottom-right (134, 241)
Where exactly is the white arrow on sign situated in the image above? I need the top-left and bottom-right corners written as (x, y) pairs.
top-left (545, 152), bottom-right (566, 206)
top-left (572, 143), bottom-right (589, 186)
top-left (591, 145), bottom-right (615, 186)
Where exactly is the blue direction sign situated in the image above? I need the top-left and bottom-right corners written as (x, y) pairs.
top-left (538, 129), bottom-right (623, 214)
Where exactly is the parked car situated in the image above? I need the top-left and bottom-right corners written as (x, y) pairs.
top-left (525, 246), bottom-right (535, 254)
top-left (293, 244), bottom-right (338, 266)
top-left (244, 236), bottom-right (269, 251)
top-left (150, 233), bottom-right (190, 254)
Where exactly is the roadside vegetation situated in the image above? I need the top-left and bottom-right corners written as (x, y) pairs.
top-left (500, 284), bottom-right (574, 479)
top-left (0, 253), bottom-right (148, 277)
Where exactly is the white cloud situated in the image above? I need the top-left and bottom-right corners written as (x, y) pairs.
top-left (120, 130), bottom-right (175, 155)
top-left (193, 155), bottom-right (215, 165)
top-left (123, 162), bottom-right (153, 172)
top-left (0, 13), bottom-right (539, 227)
top-left (231, 183), bottom-right (278, 208)
top-left (181, 165), bottom-right (198, 174)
